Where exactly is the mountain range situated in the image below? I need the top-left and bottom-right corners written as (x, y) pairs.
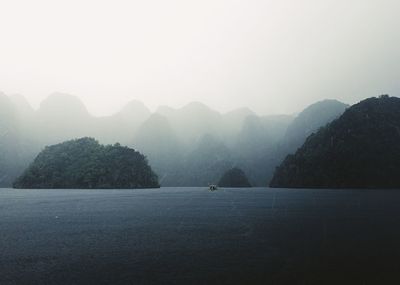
top-left (0, 91), bottom-right (349, 187)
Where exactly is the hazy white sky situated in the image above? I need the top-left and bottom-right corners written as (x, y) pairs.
top-left (0, 0), bottom-right (399, 115)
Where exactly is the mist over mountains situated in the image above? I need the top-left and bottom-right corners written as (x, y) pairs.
top-left (0, 92), bottom-right (348, 187)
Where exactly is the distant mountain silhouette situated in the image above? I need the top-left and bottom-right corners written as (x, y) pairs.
top-left (270, 95), bottom-right (400, 188)
top-left (9, 94), bottom-right (35, 117)
top-left (120, 100), bottom-right (151, 119)
top-left (36, 93), bottom-right (93, 144)
top-left (156, 102), bottom-right (223, 146)
top-left (132, 114), bottom-right (183, 185)
top-left (38, 92), bottom-right (90, 119)
top-left (0, 93), bottom-right (20, 186)
top-left (218, 167), bottom-right (251, 188)
top-left (0, 93), bottom-right (37, 186)
top-left (14, 138), bottom-right (159, 189)
top-left (235, 115), bottom-right (287, 157)
top-left (0, 91), bottom-right (351, 188)
top-left (181, 134), bottom-right (234, 186)
top-left (256, 99), bottom-right (350, 186)
top-left (95, 100), bottom-right (151, 145)
top-left (234, 114), bottom-right (293, 186)
top-left (221, 107), bottom-right (256, 144)
top-left (0, 92), bottom-right (18, 137)
top-left (282, 99), bottom-right (348, 153)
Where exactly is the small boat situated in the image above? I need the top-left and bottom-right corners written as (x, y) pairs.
top-left (209, 184), bottom-right (218, 191)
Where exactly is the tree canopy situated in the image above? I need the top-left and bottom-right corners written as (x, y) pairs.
top-left (13, 137), bottom-right (159, 189)
top-left (270, 96), bottom-right (400, 188)
top-left (218, 167), bottom-right (252, 188)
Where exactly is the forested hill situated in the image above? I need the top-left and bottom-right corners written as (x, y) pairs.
top-left (218, 167), bottom-right (252, 188)
top-left (13, 138), bottom-right (160, 189)
top-left (270, 95), bottom-right (400, 188)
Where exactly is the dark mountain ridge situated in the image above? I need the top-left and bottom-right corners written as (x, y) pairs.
top-left (218, 167), bottom-right (252, 188)
top-left (281, 99), bottom-right (349, 153)
top-left (270, 95), bottom-right (400, 188)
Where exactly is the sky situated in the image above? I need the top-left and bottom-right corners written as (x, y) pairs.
top-left (0, 0), bottom-right (399, 116)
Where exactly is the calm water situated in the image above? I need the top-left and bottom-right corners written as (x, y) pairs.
top-left (1, 187), bottom-right (400, 284)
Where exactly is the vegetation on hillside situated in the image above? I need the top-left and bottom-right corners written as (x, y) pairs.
top-left (13, 138), bottom-right (159, 189)
top-left (270, 95), bottom-right (400, 188)
top-left (218, 167), bottom-right (251, 188)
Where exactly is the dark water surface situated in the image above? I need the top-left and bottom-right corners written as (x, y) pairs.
top-left (1, 187), bottom-right (400, 285)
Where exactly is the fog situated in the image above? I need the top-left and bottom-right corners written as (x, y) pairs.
top-left (1, 0), bottom-right (399, 116)
top-left (1, 0), bottom-right (399, 187)
top-left (0, 90), bottom-right (348, 187)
